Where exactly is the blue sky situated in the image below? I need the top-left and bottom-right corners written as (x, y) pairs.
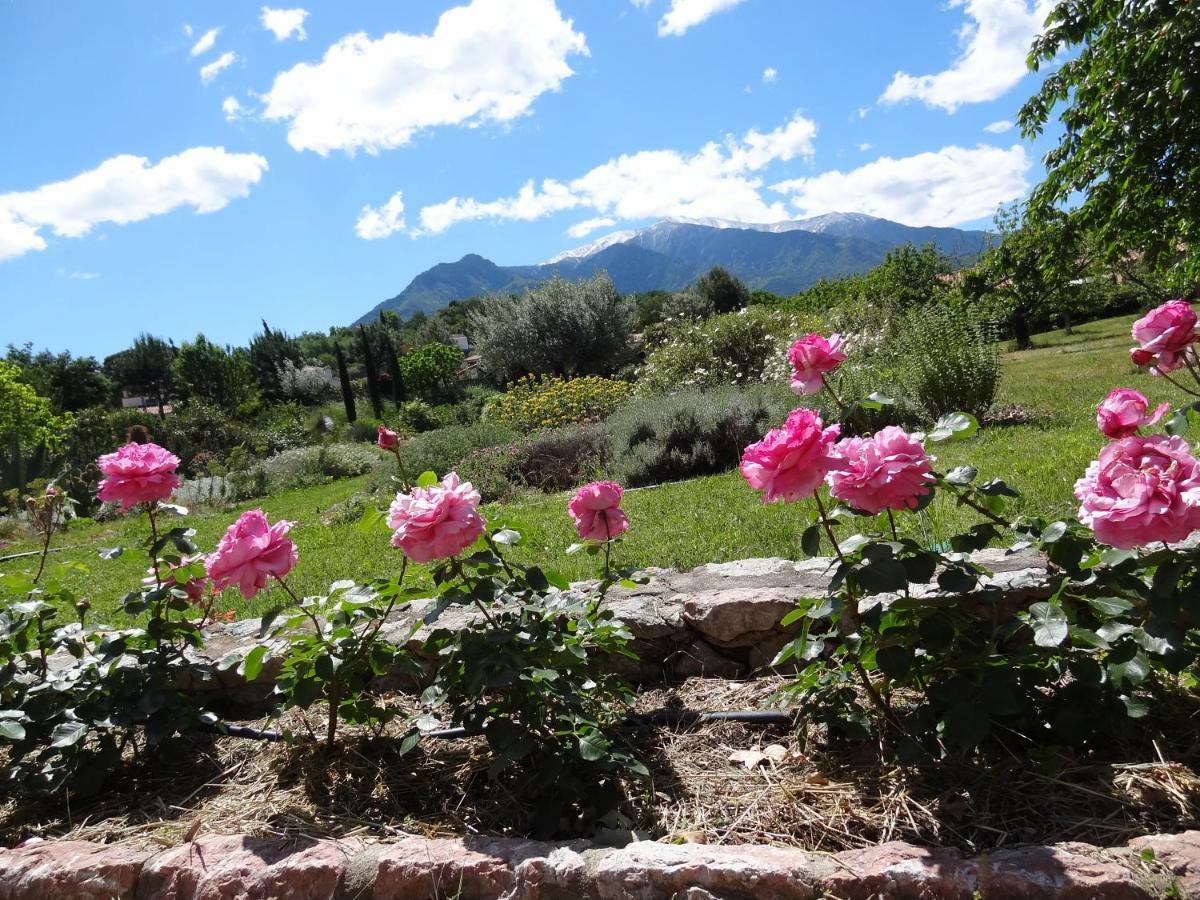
top-left (0, 0), bottom-right (1060, 358)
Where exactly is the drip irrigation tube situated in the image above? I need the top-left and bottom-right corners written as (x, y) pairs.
top-left (198, 709), bottom-right (796, 744)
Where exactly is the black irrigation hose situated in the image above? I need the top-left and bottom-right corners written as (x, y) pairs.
top-left (197, 709), bottom-right (797, 744)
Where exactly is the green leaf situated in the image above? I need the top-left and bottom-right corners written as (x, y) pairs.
top-left (876, 645), bottom-right (912, 679)
top-left (565, 542), bottom-right (587, 555)
top-left (242, 645), bottom-right (269, 682)
top-left (928, 413), bottom-right (979, 442)
top-left (492, 528), bottom-right (521, 546)
top-left (98, 547), bottom-right (123, 560)
top-left (941, 702), bottom-right (990, 749)
top-left (1028, 602), bottom-right (1069, 647)
top-left (416, 470), bottom-right (439, 488)
top-left (977, 479), bottom-right (1020, 497)
top-left (0, 720), bottom-right (25, 741)
top-left (50, 721), bottom-right (88, 748)
top-left (578, 731), bottom-right (610, 761)
top-left (356, 506), bottom-right (387, 534)
top-left (800, 523), bottom-right (821, 557)
top-left (1086, 595), bottom-right (1134, 617)
top-left (944, 466), bottom-right (978, 486)
top-left (1108, 651), bottom-right (1151, 689)
top-left (1040, 521), bottom-right (1068, 544)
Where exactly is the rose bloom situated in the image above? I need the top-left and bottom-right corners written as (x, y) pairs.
top-left (568, 480), bottom-right (629, 542)
top-left (826, 426), bottom-right (934, 515)
top-left (144, 554), bottom-right (208, 604)
top-left (377, 425), bottom-right (400, 451)
top-left (1074, 435), bottom-right (1200, 549)
top-left (387, 472), bottom-right (487, 563)
top-left (740, 408), bottom-right (840, 503)
top-left (205, 509), bottom-right (298, 599)
top-left (787, 333), bottom-right (847, 395)
top-left (1096, 388), bottom-right (1169, 439)
top-left (96, 442), bottom-right (181, 510)
top-left (1131, 299), bottom-right (1197, 374)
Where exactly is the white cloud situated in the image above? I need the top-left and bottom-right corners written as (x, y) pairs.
top-left (771, 144), bottom-right (1029, 226)
top-left (190, 26), bottom-right (221, 56)
top-left (183, 23), bottom-right (194, 38)
top-left (222, 96), bottom-right (247, 122)
top-left (406, 111), bottom-right (817, 237)
top-left (200, 51), bottom-right (237, 84)
top-left (57, 268), bottom-right (100, 280)
top-left (858, 142), bottom-right (872, 152)
top-left (629, 0), bottom-right (652, 7)
top-left (355, 191), bottom-right (407, 240)
top-left (880, 0), bottom-right (1052, 112)
top-left (984, 119), bottom-right (1015, 133)
top-left (0, 147), bottom-right (268, 262)
top-left (262, 0), bottom-right (588, 156)
top-left (658, 0), bottom-right (747, 36)
top-left (762, 67), bottom-right (778, 84)
top-left (567, 217), bottom-right (617, 238)
top-left (261, 7), bottom-right (309, 41)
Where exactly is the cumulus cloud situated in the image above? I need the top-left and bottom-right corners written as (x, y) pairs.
top-left (984, 119), bottom-right (1015, 133)
top-left (658, 0), bottom-right (747, 36)
top-left (403, 111), bottom-right (817, 237)
top-left (261, 7), bottom-right (309, 41)
top-left (200, 51), bottom-right (237, 83)
top-left (0, 147), bottom-right (268, 262)
top-left (762, 67), bottom-right (778, 84)
top-left (262, 0), bottom-right (588, 156)
top-left (880, 0), bottom-right (1052, 112)
top-left (222, 96), bottom-right (247, 122)
top-left (567, 217), bottom-right (617, 238)
top-left (355, 192), bottom-right (407, 240)
top-left (771, 144), bottom-right (1029, 226)
top-left (190, 26), bottom-right (221, 56)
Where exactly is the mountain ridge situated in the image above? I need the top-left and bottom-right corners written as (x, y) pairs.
top-left (355, 214), bottom-right (988, 325)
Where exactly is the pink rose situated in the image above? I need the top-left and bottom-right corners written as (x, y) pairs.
top-left (740, 408), bottom-right (840, 503)
top-left (826, 426), bottom-right (934, 515)
top-left (96, 442), bottom-right (181, 510)
top-left (788, 333), bottom-right (847, 395)
top-left (568, 480), bottom-right (630, 542)
top-left (144, 554), bottom-right (208, 604)
top-left (205, 509), bottom-right (298, 599)
top-left (387, 472), bottom-right (487, 563)
top-left (377, 425), bottom-right (400, 451)
top-left (1074, 435), bottom-right (1200, 549)
top-left (1131, 300), bottom-right (1197, 374)
top-left (1096, 388), bottom-right (1170, 439)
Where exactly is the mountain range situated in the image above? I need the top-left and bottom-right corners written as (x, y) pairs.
top-left (355, 213), bottom-right (989, 324)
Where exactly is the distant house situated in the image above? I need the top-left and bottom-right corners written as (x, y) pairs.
top-left (449, 334), bottom-right (471, 352)
top-left (120, 396), bottom-right (172, 416)
top-left (457, 354), bottom-right (482, 381)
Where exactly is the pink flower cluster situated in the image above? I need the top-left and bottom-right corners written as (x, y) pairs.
top-left (1096, 388), bottom-right (1169, 439)
top-left (1130, 299), bottom-right (1197, 375)
top-left (205, 509), bottom-right (298, 599)
top-left (97, 442), bottom-right (180, 510)
top-left (388, 472), bottom-right (487, 563)
top-left (568, 481), bottom-right (629, 542)
top-left (787, 334), bottom-right (847, 396)
top-left (1075, 436), bottom-right (1200, 549)
top-left (740, 408), bottom-right (841, 502)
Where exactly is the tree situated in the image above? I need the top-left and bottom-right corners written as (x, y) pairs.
top-left (334, 343), bottom-right (357, 423)
top-left (5, 346), bottom-right (111, 413)
top-left (1019, 0), bottom-right (1200, 283)
top-left (400, 343), bottom-right (463, 402)
top-left (470, 274), bottom-right (634, 385)
top-left (865, 244), bottom-right (952, 311)
top-left (694, 266), bottom-right (750, 314)
top-left (0, 360), bottom-right (71, 453)
top-left (248, 320), bottom-right (302, 401)
top-left (384, 333), bottom-right (406, 406)
top-left (106, 333), bottom-right (175, 418)
top-left (358, 325), bottom-right (384, 419)
top-left (964, 203), bottom-right (1092, 350)
top-left (173, 335), bottom-right (259, 413)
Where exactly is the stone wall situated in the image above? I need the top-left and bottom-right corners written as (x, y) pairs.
top-left (1, 830), bottom-right (1195, 899)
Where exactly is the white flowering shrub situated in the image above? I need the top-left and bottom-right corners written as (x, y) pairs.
top-left (277, 360), bottom-right (337, 405)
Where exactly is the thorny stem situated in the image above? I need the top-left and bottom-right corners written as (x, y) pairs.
top-left (452, 560), bottom-right (498, 628)
top-left (146, 505), bottom-right (163, 587)
top-left (391, 447), bottom-right (411, 492)
top-left (950, 486), bottom-right (1012, 530)
top-left (887, 509), bottom-right (899, 542)
top-left (1154, 367), bottom-right (1200, 399)
top-left (812, 492), bottom-right (846, 567)
top-left (33, 520), bottom-right (54, 584)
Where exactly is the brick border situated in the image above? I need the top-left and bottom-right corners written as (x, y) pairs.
top-left (1, 831), bottom-right (1195, 899)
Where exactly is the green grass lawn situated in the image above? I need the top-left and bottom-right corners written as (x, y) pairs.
top-left (5, 313), bottom-right (1191, 624)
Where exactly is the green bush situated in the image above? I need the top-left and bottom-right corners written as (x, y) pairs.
top-left (638, 308), bottom-right (823, 395)
top-left (491, 375), bottom-right (633, 433)
top-left (397, 423), bottom-right (520, 484)
top-left (513, 424), bottom-right (609, 493)
top-left (892, 303), bottom-right (1001, 421)
top-left (398, 400), bottom-right (442, 434)
top-left (453, 441), bottom-right (525, 503)
top-left (233, 443), bottom-right (384, 497)
top-left (607, 386), bottom-right (795, 487)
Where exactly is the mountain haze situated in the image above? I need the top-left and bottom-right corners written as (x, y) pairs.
top-left (355, 213), bottom-right (988, 324)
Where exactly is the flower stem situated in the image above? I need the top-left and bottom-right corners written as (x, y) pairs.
top-left (812, 491), bottom-right (846, 566)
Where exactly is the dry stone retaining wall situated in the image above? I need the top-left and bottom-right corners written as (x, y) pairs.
top-left (1, 831), bottom-right (1196, 899)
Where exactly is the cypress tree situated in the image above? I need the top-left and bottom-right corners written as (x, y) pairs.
top-left (334, 343), bottom-right (356, 423)
top-left (385, 334), bottom-right (406, 407)
top-left (358, 325), bottom-right (384, 419)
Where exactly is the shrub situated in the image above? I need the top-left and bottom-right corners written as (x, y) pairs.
top-left (513, 424), bottom-right (609, 492)
top-left (470, 274), bottom-right (634, 385)
top-left (400, 343), bottom-right (464, 403)
top-left (277, 361), bottom-right (337, 405)
top-left (397, 423), bottom-right (520, 485)
top-left (491, 375), bottom-right (633, 433)
top-left (638, 308), bottom-right (823, 395)
top-left (250, 403), bottom-right (313, 455)
top-left (892, 303), bottom-right (1001, 421)
top-left (234, 443), bottom-right (384, 497)
top-left (608, 386), bottom-right (794, 487)
top-left (453, 442), bottom-right (525, 502)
